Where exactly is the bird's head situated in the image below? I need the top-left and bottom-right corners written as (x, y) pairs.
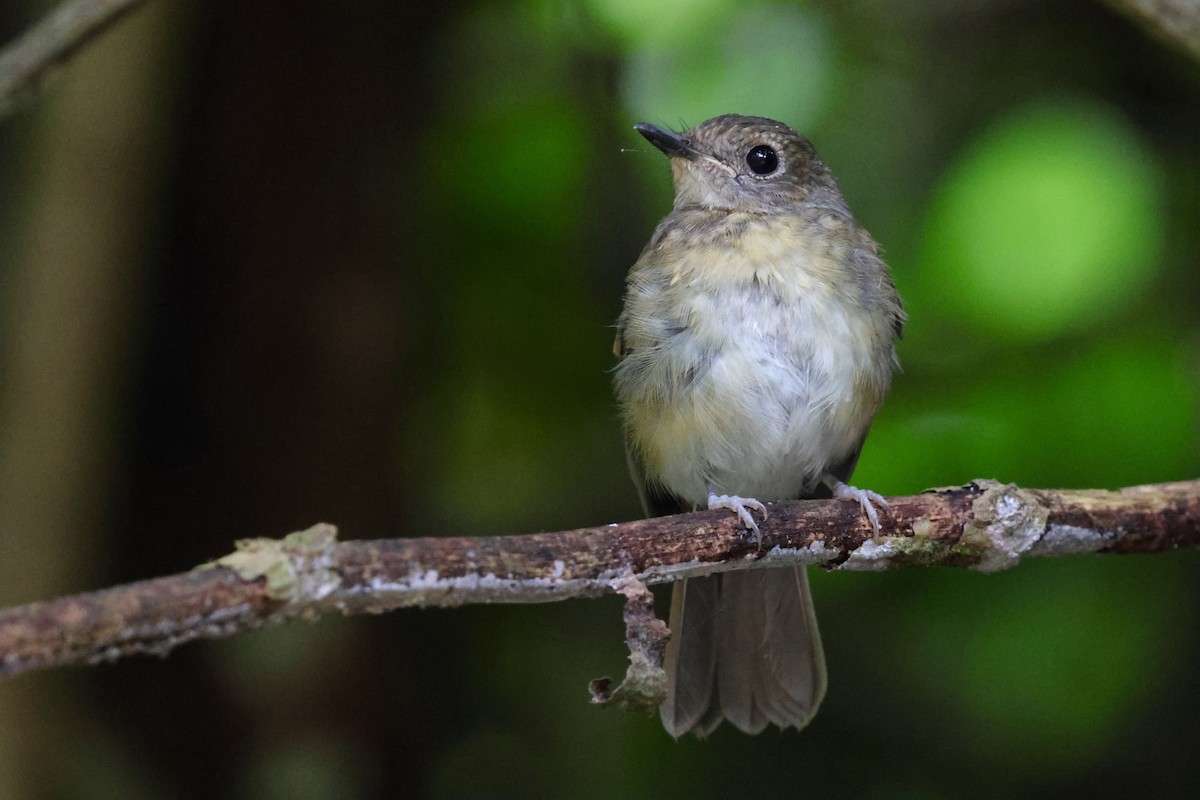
top-left (635, 114), bottom-right (839, 214)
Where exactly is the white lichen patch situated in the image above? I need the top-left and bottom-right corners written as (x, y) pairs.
top-left (405, 569), bottom-right (442, 589)
top-left (1029, 524), bottom-right (1115, 556)
top-left (764, 539), bottom-right (839, 566)
top-left (633, 558), bottom-right (712, 584)
top-left (839, 538), bottom-right (898, 571)
top-left (968, 483), bottom-right (1049, 572)
top-left (351, 561), bottom-right (615, 608)
top-left (911, 518), bottom-right (936, 539)
top-left (209, 523), bottom-right (341, 603)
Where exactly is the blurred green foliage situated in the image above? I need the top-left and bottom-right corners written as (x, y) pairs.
top-left (920, 99), bottom-right (1162, 342)
top-left (407, 0), bottom-right (1199, 796)
top-left (617, 2), bottom-right (837, 131)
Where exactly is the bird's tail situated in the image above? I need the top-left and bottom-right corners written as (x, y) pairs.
top-left (660, 566), bottom-right (827, 737)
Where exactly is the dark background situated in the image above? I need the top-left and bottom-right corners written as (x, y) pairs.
top-left (0, 1), bottom-right (1197, 798)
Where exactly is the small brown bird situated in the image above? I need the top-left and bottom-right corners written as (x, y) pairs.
top-left (613, 115), bottom-right (903, 737)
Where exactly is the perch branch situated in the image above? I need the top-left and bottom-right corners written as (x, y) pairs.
top-left (1104, 0), bottom-right (1200, 61)
top-left (1, 479), bottom-right (1197, 679)
top-left (0, 0), bottom-right (149, 120)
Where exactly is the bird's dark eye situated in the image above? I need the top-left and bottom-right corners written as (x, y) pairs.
top-left (745, 144), bottom-right (778, 175)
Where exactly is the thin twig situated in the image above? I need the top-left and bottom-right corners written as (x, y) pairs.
top-left (0, 0), bottom-right (150, 120)
top-left (1104, 0), bottom-right (1200, 61)
top-left (0, 479), bottom-right (1196, 679)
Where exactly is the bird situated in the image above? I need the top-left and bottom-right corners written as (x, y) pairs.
top-left (613, 114), bottom-right (904, 737)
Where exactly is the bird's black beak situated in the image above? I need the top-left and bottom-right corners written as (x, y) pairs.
top-left (635, 123), bottom-right (699, 160)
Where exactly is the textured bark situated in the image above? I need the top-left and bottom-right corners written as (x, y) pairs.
top-left (1, 479), bottom-right (1197, 679)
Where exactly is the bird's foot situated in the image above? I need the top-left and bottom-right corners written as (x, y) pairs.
top-left (706, 491), bottom-right (767, 537)
top-left (822, 474), bottom-right (889, 536)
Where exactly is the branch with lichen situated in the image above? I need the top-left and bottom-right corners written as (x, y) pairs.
top-left (1104, 0), bottom-right (1200, 62)
top-left (1, 479), bottom-right (1196, 705)
top-left (0, 0), bottom-right (150, 120)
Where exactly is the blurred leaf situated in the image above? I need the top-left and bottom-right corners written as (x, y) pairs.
top-left (585, 0), bottom-right (733, 48)
top-left (240, 736), bottom-right (373, 800)
top-left (901, 556), bottom-right (1186, 774)
top-left (618, 2), bottom-right (837, 133)
top-left (918, 99), bottom-right (1163, 342)
top-left (864, 333), bottom-right (1198, 491)
top-left (452, 102), bottom-right (589, 230)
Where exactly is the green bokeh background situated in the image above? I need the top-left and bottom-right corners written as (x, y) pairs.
top-left (0, 1), bottom-right (1197, 798)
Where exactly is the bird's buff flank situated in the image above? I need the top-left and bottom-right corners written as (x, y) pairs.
top-left (613, 115), bottom-right (904, 737)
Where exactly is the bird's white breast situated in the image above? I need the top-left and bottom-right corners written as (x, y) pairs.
top-left (617, 214), bottom-right (889, 507)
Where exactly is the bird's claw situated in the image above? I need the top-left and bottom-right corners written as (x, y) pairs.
top-left (707, 492), bottom-right (767, 538)
top-left (825, 477), bottom-right (890, 536)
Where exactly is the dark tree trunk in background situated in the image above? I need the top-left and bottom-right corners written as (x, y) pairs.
top-left (100, 3), bottom-right (463, 796)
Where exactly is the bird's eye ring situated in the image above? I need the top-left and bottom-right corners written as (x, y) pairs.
top-left (745, 144), bottom-right (779, 175)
